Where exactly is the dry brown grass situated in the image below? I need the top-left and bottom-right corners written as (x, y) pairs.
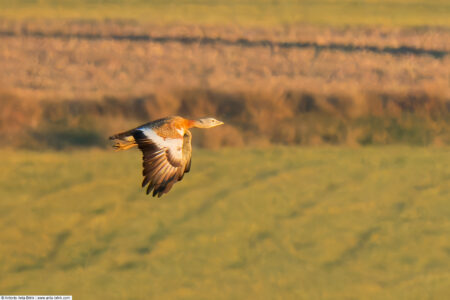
top-left (1, 19), bottom-right (450, 50)
top-left (2, 88), bottom-right (450, 149)
top-left (0, 20), bottom-right (449, 148)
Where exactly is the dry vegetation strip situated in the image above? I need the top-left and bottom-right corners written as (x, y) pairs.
top-left (0, 21), bottom-right (449, 147)
top-left (3, 89), bottom-right (450, 149)
top-left (2, 19), bottom-right (449, 51)
top-left (0, 26), bottom-right (447, 59)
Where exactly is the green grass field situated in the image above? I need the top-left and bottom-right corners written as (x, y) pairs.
top-left (1, 0), bottom-right (449, 27)
top-left (1, 147), bottom-right (449, 299)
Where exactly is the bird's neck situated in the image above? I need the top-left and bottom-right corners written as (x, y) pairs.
top-left (175, 118), bottom-right (210, 129)
top-left (167, 117), bottom-right (191, 129)
top-left (180, 119), bottom-right (198, 129)
top-left (191, 120), bottom-right (211, 128)
top-left (187, 119), bottom-right (209, 129)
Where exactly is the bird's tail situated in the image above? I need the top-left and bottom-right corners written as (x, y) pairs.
top-left (109, 129), bottom-right (137, 151)
top-left (109, 129), bottom-right (134, 141)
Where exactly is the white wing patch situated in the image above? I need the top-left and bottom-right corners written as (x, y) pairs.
top-left (140, 128), bottom-right (183, 162)
top-left (176, 128), bottom-right (185, 136)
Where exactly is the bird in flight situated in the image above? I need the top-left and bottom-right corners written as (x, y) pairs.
top-left (109, 116), bottom-right (224, 197)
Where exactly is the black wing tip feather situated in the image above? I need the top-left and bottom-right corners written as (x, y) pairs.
top-left (142, 168), bottom-right (191, 197)
top-left (142, 174), bottom-right (178, 197)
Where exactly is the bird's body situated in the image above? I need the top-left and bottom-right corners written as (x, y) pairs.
top-left (109, 116), bottom-right (223, 197)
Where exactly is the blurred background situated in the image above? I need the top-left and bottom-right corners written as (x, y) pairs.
top-left (0, 1), bottom-right (449, 299)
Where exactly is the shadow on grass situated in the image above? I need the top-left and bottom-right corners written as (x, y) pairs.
top-left (14, 230), bottom-right (71, 272)
top-left (324, 227), bottom-right (380, 269)
top-left (30, 127), bottom-right (106, 149)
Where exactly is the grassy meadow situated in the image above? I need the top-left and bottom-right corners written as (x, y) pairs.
top-left (0, 147), bottom-right (449, 299)
top-left (1, 0), bottom-right (449, 27)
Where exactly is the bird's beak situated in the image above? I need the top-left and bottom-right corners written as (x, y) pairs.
top-left (217, 120), bottom-right (224, 126)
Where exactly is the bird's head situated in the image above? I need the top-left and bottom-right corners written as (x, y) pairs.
top-left (194, 118), bottom-right (224, 128)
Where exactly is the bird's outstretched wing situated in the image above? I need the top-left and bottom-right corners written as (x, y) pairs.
top-left (133, 128), bottom-right (192, 197)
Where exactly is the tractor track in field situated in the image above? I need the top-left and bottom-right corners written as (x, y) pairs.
top-left (0, 30), bottom-right (448, 59)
